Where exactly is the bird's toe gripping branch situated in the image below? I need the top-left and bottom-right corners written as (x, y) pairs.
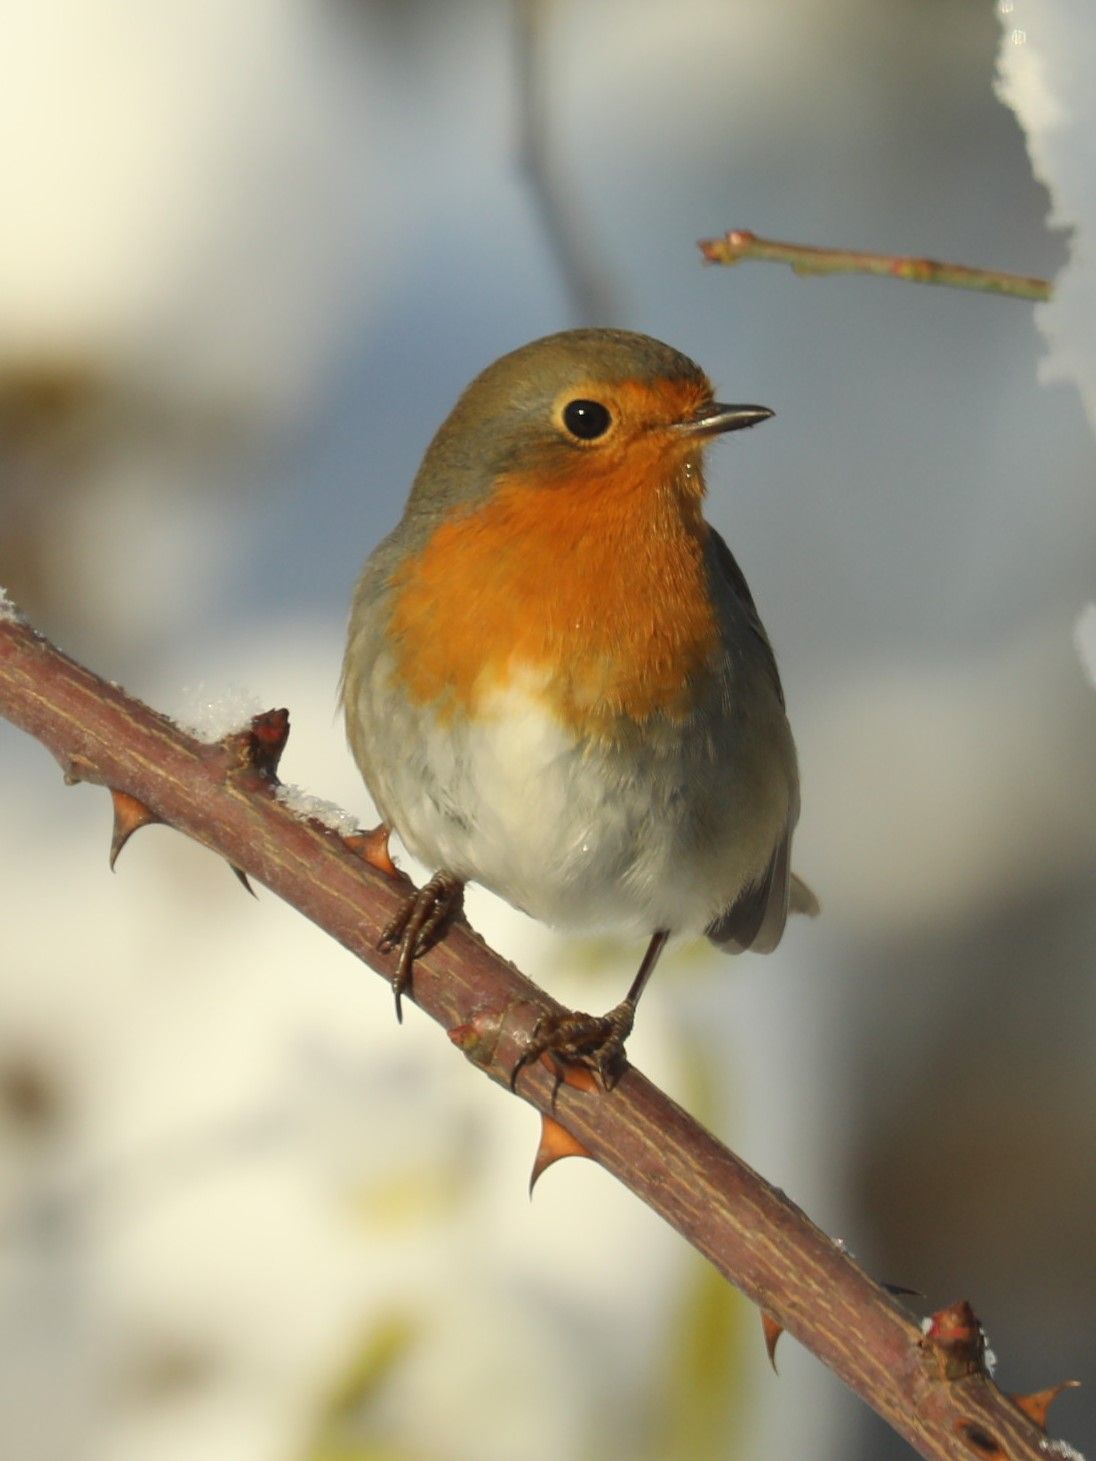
top-left (378, 872), bottom-right (465, 1022)
top-left (508, 999), bottom-right (636, 1094)
top-left (448, 1007), bottom-right (596, 1195)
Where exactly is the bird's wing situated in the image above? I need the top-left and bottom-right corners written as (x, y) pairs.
top-left (708, 526), bottom-right (785, 710)
top-left (705, 823), bottom-right (793, 953)
top-left (704, 829), bottom-right (819, 953)
top-left (704, 530), bottom-right (819, 952)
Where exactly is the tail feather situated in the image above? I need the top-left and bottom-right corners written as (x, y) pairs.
top-left (789, 872), bottom-right (820, 919)
top-left (706, 843), bottom-right (820, 956)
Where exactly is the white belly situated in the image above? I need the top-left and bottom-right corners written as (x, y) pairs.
top-left (362, 666), bottom-right (792, 938)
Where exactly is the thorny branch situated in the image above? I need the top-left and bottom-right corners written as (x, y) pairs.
top-left (698, 229), bottom-right (1051, 302)
top-left (0, 607), bottom-right (1079, 1461)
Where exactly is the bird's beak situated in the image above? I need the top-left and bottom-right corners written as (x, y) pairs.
top-left (675, 402), bottom-right (774, 438)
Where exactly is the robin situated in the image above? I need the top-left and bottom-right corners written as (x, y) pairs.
top-left (342, 328), bottom-right (817, 1088)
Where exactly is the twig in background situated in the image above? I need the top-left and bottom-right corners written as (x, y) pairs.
top-left (699, 229), bottom-right (1051, 302)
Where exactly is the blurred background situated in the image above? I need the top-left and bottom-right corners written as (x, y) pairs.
top-left (1, 2), bottom-right (1093, 1458)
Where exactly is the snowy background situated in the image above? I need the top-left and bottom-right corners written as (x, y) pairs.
top-left (1, 2), bottom-right (1093, 1459)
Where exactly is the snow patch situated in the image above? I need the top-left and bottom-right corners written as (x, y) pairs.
top-left (1040, 1439), bottom-right (1086, 1461)
top-left (173, 682), bottom-right (264, 742)
top-left (274, 783), bottom-right (358, 837)
top-left (995, 0), bottom-right (1096, 434)
top-left (0, 586), bottom-right (23, 622)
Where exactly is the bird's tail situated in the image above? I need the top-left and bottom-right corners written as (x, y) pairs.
top-left (790, 873), bottom-right (820, 919)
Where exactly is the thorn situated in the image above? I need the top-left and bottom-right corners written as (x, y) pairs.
top-left (954, 1420), bottom-right (1006, 1457)
top-left (529, 1113), bottom-right (592, 1195)
top-left (229, 864), bottom-right (256, 897)
top-left (109, 789), bottom-right (162, 870)
top-left (546, 1056), bottom-right (600, 1094)
top-left (1009, 1380), bottom-right (1081, 1431)
top-left (509, 1044), bottom-right (607, 1097)
top-left (920, 1299), bottom-right (988, 1381)
top-left (344, 824), bottom-right (398, 879)
top-left (761, 1310), bottom-right (784, 1372)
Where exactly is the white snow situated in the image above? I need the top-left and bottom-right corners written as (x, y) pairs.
top-left (997, 3), bottom-right (1096, 692)
top-left (274, 783), bottom-right (358, 838)
top-left (996, 0), bottom-right (1096, 434)
top-left (172, 683), bottom-right (264, 742)
top-left (1040, 1440), bottom-right (1086, 1461)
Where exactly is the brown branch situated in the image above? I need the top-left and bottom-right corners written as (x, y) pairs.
top-left (0, 607), bottom-right (1070, 1461)
top-left (698, 229), bottom-right (1052, 302)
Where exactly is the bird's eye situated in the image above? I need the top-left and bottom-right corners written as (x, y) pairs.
top-left (561, 398), bottom-right (612, 441)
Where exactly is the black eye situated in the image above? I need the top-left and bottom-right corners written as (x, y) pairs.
top-left (562, 398), bottom-right (612, 441)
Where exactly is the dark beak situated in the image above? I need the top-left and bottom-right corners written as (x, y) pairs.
top-left (676, 402), bottom-right (774, 438)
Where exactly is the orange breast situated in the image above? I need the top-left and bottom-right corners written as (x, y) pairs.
top-left (388, 447), bottom-right (718, 734)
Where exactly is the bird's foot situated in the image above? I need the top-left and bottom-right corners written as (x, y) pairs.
top-left (378, 871), bottom-right (464, 1021)
top-left (510, 998), bottom-right (636, 1094)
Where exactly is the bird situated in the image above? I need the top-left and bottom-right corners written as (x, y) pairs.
top-left (341, 328), bottom-right (817, 1088)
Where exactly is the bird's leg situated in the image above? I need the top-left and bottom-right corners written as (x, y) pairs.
top-left (510, 930), bottom-right (670, 1093)
top-left (378, 871), bottom-right (464, 1022)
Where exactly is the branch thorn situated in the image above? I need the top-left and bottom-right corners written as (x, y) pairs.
top-left (230, 863), bottom-right (256, 897)
top-left (343, 823), bottom-right (398, 879)
top-left (1009, 1380), bottom-right (1081, 1431)
top-left (760, 1310), bottom-right (785, 1371)
top-left (529, 1113), bottom-right (592, 1195)
top-left (108, 788), bottom-right (162, 870)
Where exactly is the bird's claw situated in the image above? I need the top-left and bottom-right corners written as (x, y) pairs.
top-left (509, 998), bottom-right (636, 1093)
top-left (378, 872), bottom-right (463, 1022)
